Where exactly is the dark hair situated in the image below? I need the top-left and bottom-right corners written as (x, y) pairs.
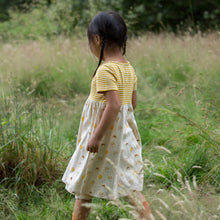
top-left (88, 11), bottom-right (127, 77)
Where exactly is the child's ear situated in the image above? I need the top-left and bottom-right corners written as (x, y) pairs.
top-left (94, 35), bottom-right (101, 46)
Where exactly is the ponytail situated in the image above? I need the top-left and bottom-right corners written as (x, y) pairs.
top-left (122, 40), bottom-right (126, 55)
top-left (92, 37), bottom-right (105, 78)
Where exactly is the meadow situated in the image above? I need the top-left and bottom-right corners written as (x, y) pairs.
top-left (0, 32), bottom-right (219, 219)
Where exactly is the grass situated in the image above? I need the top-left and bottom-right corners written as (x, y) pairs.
top-left (0, 32), bottom-right (219, 219)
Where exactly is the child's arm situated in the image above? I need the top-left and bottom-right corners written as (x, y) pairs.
top-left (87, 90), bottom-right (121, 153)
top-left (132, 90), bottom-right (137, 110)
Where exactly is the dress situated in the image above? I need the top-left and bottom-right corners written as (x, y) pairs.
top-left (62, 61), bottom-right (143, 200)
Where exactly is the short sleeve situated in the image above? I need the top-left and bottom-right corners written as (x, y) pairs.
top-left (96, 64), bottom-right (118, 93)
top-left (133, 74), bottom-right (137, 91)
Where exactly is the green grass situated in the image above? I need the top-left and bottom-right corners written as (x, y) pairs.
top-left (0, 33), bottom-right (219, 219)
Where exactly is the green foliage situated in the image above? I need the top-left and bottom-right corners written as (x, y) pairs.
top-left (0, 90), bottom-right (70, 193)
top-left (0, 0), bottom-right (219, 40)
top-left (15, 61), bottom-right (91, 99)
top-left (0, 184), bottom-right (74, 219)
top-left (89, 199), bottom-right (131, 219)
top-left (0, 34), bottom-right (219, 219)
top-left (0, 7), bottom-right (57, 40)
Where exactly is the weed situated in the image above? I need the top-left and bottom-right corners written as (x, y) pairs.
top-left (0, 33), bottom-right (219, 219)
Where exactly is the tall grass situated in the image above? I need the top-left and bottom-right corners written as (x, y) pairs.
top-left (0, 33), bottom-right (219, 219)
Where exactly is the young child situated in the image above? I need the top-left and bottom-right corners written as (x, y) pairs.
top-left (62, 11), bottom-right (152, 220)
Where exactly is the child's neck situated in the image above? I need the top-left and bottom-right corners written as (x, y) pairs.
top-left (103, 47), bottom-right (128, 63)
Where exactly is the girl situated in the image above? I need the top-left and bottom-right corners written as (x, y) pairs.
top-left (62, 11), bottom-right (152, 220)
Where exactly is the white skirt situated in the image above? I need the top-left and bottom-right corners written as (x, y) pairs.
top-left (62, 98), bottom-right (143, 200)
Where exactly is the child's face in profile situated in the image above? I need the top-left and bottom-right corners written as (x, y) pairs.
top-left (89, 35), bottom-right (101, 59)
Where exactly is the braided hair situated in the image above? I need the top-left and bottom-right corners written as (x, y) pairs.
top-left (88, 11), bottom-right (127, 77)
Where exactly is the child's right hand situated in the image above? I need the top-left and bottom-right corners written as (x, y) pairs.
top-left (87, 136), bottom-right (102, 153)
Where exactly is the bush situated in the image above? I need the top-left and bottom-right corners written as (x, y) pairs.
top-left (0, 0), bottom-right (219, 40)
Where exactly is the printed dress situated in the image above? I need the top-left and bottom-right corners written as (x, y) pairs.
top-left (62, 61), bottom-right (143, 200)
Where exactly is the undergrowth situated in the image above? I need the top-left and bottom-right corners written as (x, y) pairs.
top-left (0, 33), bottom-right (219, 219)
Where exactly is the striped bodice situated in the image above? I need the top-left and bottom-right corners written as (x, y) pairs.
top-left (89, 61), bottom-right (137, 105)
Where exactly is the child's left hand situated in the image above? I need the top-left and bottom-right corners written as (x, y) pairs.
top-left (87, 136), bottom-right (101, 153)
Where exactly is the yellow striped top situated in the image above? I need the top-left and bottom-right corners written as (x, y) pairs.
top-left (89, 61), bottom-right (137, 105)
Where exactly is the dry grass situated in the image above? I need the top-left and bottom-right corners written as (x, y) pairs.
top-left (0, 33), bottom-right (219, 219)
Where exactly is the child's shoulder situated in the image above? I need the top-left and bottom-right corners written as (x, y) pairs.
top-left (96, 61), bottom-right (136, 79)
top-left (100, 61), bottom-right (135, 71)
top-left (96, 62), bottom-right (116, 75)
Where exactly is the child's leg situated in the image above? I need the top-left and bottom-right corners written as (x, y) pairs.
top-left (126, 191), bottom-right (153, 220)
top-left (72, 198), bottom-right (92, 220)
top-left (137, 192), bottom-right (153, 220)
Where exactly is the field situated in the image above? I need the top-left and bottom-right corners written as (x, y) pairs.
top-left (0, 33), bottom-right (220, 219)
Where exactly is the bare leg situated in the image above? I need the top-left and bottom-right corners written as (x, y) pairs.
top-left (137, 192), bottom-right (153, 220)
top-left (72, 199), bottom-right (92, 220)
top-left (126, 191), bottom-right (153, 220)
